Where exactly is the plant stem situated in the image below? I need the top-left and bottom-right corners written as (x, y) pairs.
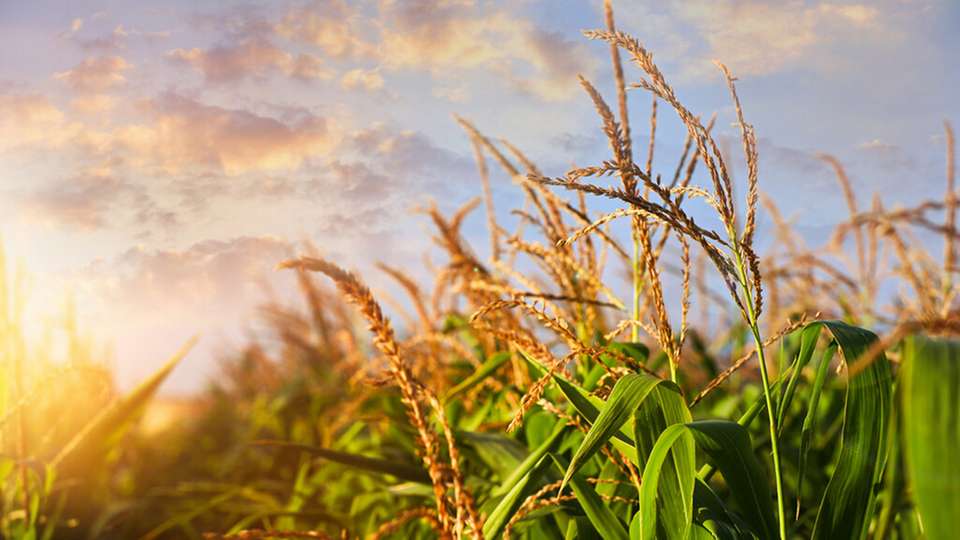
top-left (731, 242), bottom-right (787, 540)
top-left (631, 224), bottom-right (641, 343)
top-left (750, 323), bottom-right (786, 540)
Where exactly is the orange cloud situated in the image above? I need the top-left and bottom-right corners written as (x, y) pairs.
top-left (54, 55), bottom-right (132, 92)
top-left (619, 1), bottom-right (886, 80)
top-left (376, 1), bottom-right (594, 100)
top-left (168, 39), bottom-right (332, 83)
top-left (0, 93), bottom-right (76, 150)
top-left (274, 0), bottom-right (375, 59)
top-left (19, 170), bottom-right (171, 231)
top-left (113, 93), bottom-right (340, 175)
top-left (71, 94), bottom-right (115, 115)
top-left (272, 0), bottom-right (593, 101)
top-left (340, 68), bottom-right (384, 92)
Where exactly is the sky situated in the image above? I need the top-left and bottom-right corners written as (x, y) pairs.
top-left (0, 0), bottom-right (957, 393)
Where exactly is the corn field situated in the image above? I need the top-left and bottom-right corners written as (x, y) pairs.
top-left (0, 2), bottom-right (958, 539)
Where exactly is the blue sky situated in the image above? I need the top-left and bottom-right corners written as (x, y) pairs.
top-left (0, 0), bottom-right (956, 392)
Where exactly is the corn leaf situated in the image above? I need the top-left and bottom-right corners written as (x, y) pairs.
top-left (551, 455), bottom-right (629, 540)
top-left (445, 351), bottom-right (511, 401)
top-left (637, 423), bottom-right (696, 540)
top-left (250, 440), bottom-right (431, 484)
top-left (50, 338), bottom-right (196, 468)
top-left (901, 335), bottom-right (960, 540)
top-left (482, 454), bottom-right (553, 540)
top-left (632, 378), bottom-right (694, 537)
top-left (809, 321), bottom-right (893, 540)
top-left (561, 373), bottom-right (675, 490)
top-left (687, 420), bottom-right (777, 540)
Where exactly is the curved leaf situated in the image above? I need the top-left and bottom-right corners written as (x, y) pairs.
top-left (561, 373), bottom-right (670, 490)
top-left (687, 420), bottom-right (777, 540)
top-left (483, 454), bottom-right (553, 540)
top-left (250, 440), bottom-right (431, 484)
top-left (550, 455), bottom-right (629, 540)
top-left (638, 423), bottom-right (696, 540)
top-left (445, 351), bottom-right (511, 401)
top-left (809, 321), bottom-right (893, 540)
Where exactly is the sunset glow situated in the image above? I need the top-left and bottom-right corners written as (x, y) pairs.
top-left (0, 1), bottom-right (958, 538)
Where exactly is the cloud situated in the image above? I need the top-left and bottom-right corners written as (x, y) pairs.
top-left (349, 123), bottom-right (471, 179)
top-left (287, 53), bottom-right (335, 81)
top-left (168, 37), bottom-right (333, 83)
top-left (112, 92), bottom-right (340, 175)
top-left (58, 17), bottom-right (84, 39)
top-left (70, 94), bottom-right (115, 115)
top-left (340, 68), bottom-right (384, 91)
top-left (377, 0), bottom-right (594, 100)
top-left (857, 138), bottom-right (915, 171)
top-left (678, 1), bottom-right (879, 76)
top-left (0, 93), bottom-right (75, 150)
top-left (615, 1), bottom-right (890, 80)
top-left (18, 168), bottom-right (176, 232)
top-left (77, 25), bottom-right (129, 52)
top-left (20, 171), bottom-right (127, 229)
top-left (432, 83), bottom-right (469, 103)
top-left (274, 0), bottom-right (376, 59)
top-left (54, 55), bottom-right (132, 92)
top-left (75, 236), bottom-right (297, 388)
top-left (271, 0), bottom-right (593, 100)
top-left (85, 236), bottom-right (294, 318)
top-left (509, 29), bottom-right (594, 100)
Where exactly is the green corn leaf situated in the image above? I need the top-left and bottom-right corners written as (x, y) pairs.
top-left (520, 349), bottom-right (636, 458)
top-left (561, 373), bottom-right (668, 490)
top-left (809, 321), bottom-right (893, 540)
top-left (250, 440), bottom-right (431, 484)
top-left (687, 420), bottom-right (777, 540)
top-left (632, 377), bottom-right (690, 470)
top-left (551, 455), bottom-right (629, 540)
top-left (445, 351), bottom-right (511, 401)
top-left (483, 454), bottom-right (554, 540)
top-left (692, 479), bottom-right (749, 540)
top-left (901, 335), bottom-right (960, 540)
top-left (460, 430), bottom-right (527, 479)
top-left (777, 323), bottom-right (823, 430)
top-left (50, 338), bottom-right (196, 469)
top-left (796, 341), bottom-right (836, 516)
top-left (638, 423), bottom-right (696, 540)
top-left (492, 420), bottom-right (566, 498)
top-left (632, 378), bottom-right (694, 536)
top-left (641, 420), bottom-right (772, 540)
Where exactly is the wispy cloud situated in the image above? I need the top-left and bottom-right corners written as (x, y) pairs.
top-left (113, 92), bottom-right (339, 175)
top-left (54, 55), bottom-right (132, 92)
top-left (168, 39), bottom-right (332, 84)
top-left (18, 169), bottom-right (175, 232)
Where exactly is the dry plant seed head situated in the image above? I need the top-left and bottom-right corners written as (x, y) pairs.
top-left (604, 0), bottom-right (632, 174)
top-left (943, 121), bottom-right (957, 309)
top-left (377, 263), bottom-right (433, 331)
top-left (456, 115), bottom-right (568, 245)
top-left (506, 352), bottom-right (577, 432)
top-left (679, 237), bottom-right (692, 348)
top-left (426, 391), bottom-right (484, 540)
top-left (277, 257), bottom-right (453, 533)
top-left (820, 153), bottom-right (866, 284)
top-left (466, 136), bottom-right (502, 262)
top-left (646, 96), bottom-right (658, 179)
top-left (585, 30), bottom-right (735, 222)
top-left (369, 508), bottom-right (443, 540)
top-left (717, 62), bottom-right (759, 250)
top-left (578, 75), bottom-right (630, 190)
top-left (499, 138), bottom-right (543, 176)
top-left (202, 530), bottom-right (333, 540)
